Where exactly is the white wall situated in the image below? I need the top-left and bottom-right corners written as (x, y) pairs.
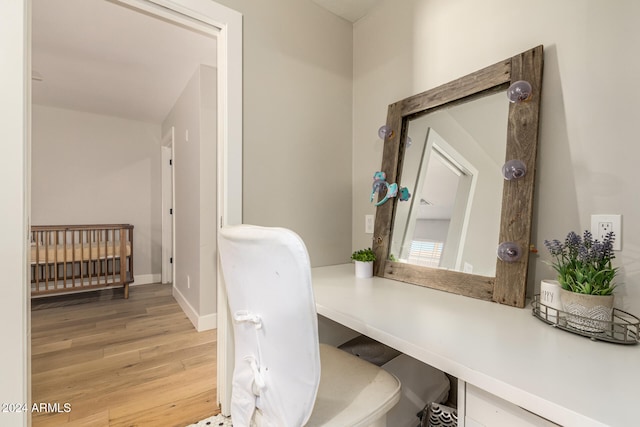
top-left (0, 1), bottom-right (28, 424)
top-left (214, 0), bottom-right (354, 266)
top-left (353, 0), bottom-right (640, 313)
top-left (31, 105), bottom-right (162, 283)
top-left (162, 65), bottom-right (217, 328)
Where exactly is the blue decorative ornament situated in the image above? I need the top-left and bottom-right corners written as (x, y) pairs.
top-left (398, 186), bottom-right (411, 202)
top-left (370, 171), bottom-right (401, 206)
top-left (371, 171), bottom-right (387, 202)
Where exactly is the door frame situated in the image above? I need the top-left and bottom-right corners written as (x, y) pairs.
top-left (161, 127), bottom-right (175, 285)
top-left (6, 0), bottom-right (242, 422)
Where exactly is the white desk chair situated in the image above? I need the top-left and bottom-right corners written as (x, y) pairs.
top-left (218, 225), bottom-right (401, 427)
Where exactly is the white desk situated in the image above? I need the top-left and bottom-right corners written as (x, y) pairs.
top-left (312, 264), bottom-right (640, 427)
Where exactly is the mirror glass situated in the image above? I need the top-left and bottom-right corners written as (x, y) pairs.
top-left (389, 91), bottom-right (508, 277)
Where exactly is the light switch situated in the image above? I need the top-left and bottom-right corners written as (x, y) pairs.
top-left (365, 215), bottom-right (374, 234)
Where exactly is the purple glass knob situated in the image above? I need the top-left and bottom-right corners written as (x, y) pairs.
top-left (507, 80), bottom-right (532, 103)
top-left (502, 159), bottom-right (527, 180)
top-left (378, 125), bottom-right (394, 139)
top-left (497, 242), bottom-right (522, 262)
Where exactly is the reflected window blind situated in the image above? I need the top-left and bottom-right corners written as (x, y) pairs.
top-left (408, 240), bottom-right (443, 267)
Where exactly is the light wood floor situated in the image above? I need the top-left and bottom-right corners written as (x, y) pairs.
top-left (31, 283), bottom-right (219, 427)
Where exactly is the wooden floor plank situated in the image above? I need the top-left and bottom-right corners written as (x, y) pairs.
top-left (109, 390), bottom-right (217, 427)
top-left (31, 339), bottom-right (73, 355)
top-left (32, 351), bottom-right (142, 394)
top-left (32, 347), bottom-right (106, 373)
top-left (31, 283), bottom-right (219, 427)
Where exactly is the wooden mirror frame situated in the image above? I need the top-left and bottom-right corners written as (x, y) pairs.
top-left (373, 45), bottom-right (543, 308)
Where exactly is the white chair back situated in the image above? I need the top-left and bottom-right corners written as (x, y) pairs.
top-left (218, 225), bottom-right (321, 427)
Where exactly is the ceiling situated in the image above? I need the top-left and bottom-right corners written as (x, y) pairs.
top-left (31, 0), bottom-right (378, 124)
top-left (311, 0), bottom-right (381, 22)
top-left (31, 0), bottom-right (217, 124)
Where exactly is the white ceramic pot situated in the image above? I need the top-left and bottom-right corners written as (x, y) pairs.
top-left (560, 288), bottom-right (614, 333)
top-left (539, 280), bottom-right (563, 322)
top-left (354, 261), bottom-right (374, 279)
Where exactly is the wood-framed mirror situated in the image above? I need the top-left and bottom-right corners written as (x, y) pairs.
top-left (373, 45), bottom-right (543, 308)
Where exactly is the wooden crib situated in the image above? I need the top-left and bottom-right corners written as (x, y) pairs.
top-left (30, 224), bottom-right (134, 299)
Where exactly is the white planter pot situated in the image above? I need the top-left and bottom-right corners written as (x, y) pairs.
top-left (560, 288), bottom-right (614, 333)
top-left (539, 280), bottom-right (563, 321)
top-left (354, 261), bottom-right (374, 279)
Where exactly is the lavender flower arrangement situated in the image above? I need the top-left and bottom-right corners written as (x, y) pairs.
top-left (544, 230), bottom-right (617, 295)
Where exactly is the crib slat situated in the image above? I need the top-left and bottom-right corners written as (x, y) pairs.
top-left (34, 230), bottom-right (40, 291)
top-left (91, 229), bottom-right (96, 285)
top-left (80, 230), bottom-right (84, 286)
top-left (107, 229), bottom-right (111, 285)
top-left (95, 229), bottom-right (100, 285)
top-left (51, 231), bottom-right (55, 291)
top-left (95, 230), bottom-right (99, 285)
top-left (44, 231), bottom-right (50, 291)
top-left (71, 230), bottom-right (76, 288)
top-left (44, 230), bottom-right (49, 291)
top-left (103, 229), bottom-right (107, 284)
top-left (120, 228), bottom-right (128, 298)
top-left (63, 229), bottom-right (67, 288)
top-left (97, 229), bottom-right (101, 285)
top-left (57, 231), bottom-right (61, 289)
top-left (42, 231), bottom-right (46, 290)
top-left (102, 228), bottom-right (106, 285)
top-left (43, 231), bottom-right (47, 291)
top-left (51, 231), bottom-right (56, 290)
top-left (108, 229), bottom-right (112, 285)
top-left (107, 230), bottom-right (117, 285)
top-left (78, 230), bottom-right (82, 288)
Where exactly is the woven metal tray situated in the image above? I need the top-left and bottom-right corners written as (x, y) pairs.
top-left (532, 295), bottom-right (639, 344)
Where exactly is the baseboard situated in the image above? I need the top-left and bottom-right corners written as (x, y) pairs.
top-left (197, 312), bottom-right (218, 331)
top-left (133, 274), bottom-right (161, 286)
top-left (172, 285), bottom-right (217, 332)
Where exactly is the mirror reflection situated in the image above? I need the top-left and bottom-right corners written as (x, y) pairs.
top-left (389, 91), bottom-right (509, 276)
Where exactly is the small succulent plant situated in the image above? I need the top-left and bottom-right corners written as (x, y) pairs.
top-left (351, 248), bottom-right (376, 263)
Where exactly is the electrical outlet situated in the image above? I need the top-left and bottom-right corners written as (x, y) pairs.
top-left (599, 222), bottom-right (612, 236)
top-left (591, 214), bottom-right (622, 250)
top-left (365, 215), bottom-right (374, 234)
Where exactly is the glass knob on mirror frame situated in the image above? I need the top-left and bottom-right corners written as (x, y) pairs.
top-left (497, 241), bottom-right (522, 262)
top-left (502, 159), bottom-right (527, 180)
top-left (507, 80), bottom-right (533, 103)
top-left (378, 125), bottom-right (394, 139)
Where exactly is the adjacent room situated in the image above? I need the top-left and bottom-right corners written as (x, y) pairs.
top-left (29, 0), bottom-right (221, 425)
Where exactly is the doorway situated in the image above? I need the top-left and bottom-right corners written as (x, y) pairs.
top-left (17, 0), bottom-right (243, 422)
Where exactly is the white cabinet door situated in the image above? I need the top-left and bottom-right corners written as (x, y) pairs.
top-left (463, 383), bottom-right (560, 427)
